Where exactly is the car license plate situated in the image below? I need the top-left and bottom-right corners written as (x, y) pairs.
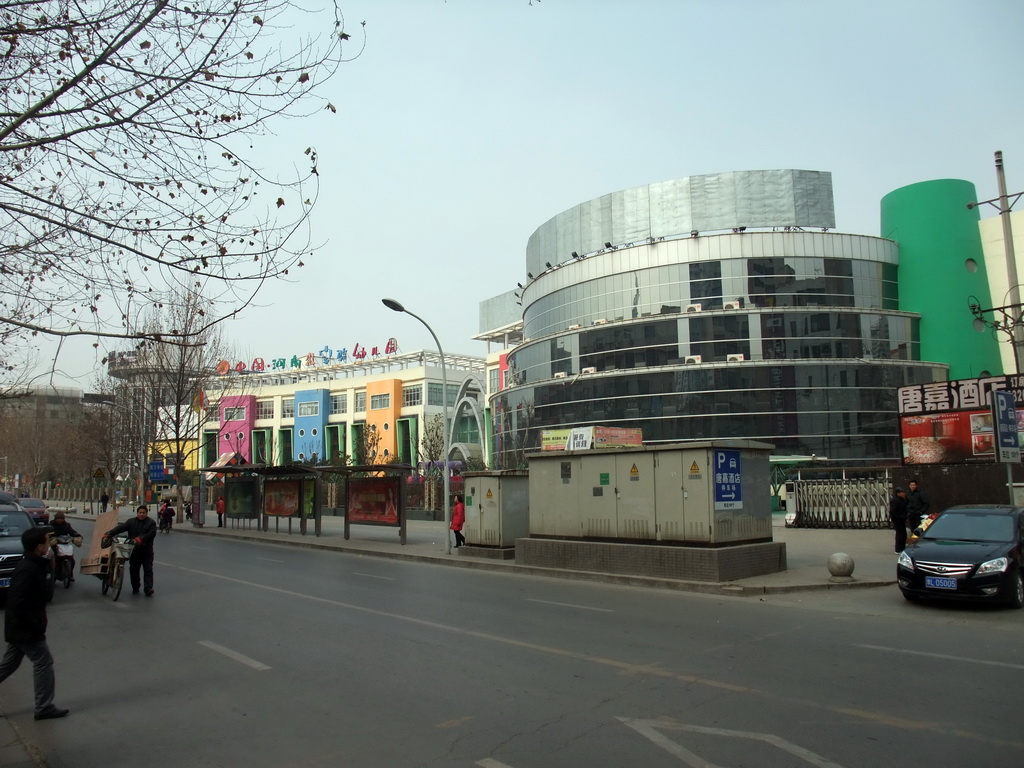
top-left (925, 576), bottom-right (957, 590)
top-left (0, 578), bottom-right (9, 588)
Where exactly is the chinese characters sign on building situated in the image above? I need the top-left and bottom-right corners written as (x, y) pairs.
top-left (215, 338), bottom-right (399, 376)
top-left (897, 375), bottom-right (1024, 465)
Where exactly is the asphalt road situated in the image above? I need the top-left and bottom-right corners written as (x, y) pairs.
top-left (2, 519), bottom-right (1022, 768)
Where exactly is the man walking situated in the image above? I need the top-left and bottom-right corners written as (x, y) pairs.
top-left (100, 490), bottom-right (110, 515)
top-left (0, 526), bottom-right (70, 720)
top-left (216, 495), bottom-right (225, 527)
top-left (105, 505), bottom-right (158, 596)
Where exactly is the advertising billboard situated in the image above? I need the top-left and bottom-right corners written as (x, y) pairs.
top-left (898, 375), bottom-right (1024, 465)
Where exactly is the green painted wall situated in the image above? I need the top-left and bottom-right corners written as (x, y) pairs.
top-left (880, 179), bottom-right (1003, 379)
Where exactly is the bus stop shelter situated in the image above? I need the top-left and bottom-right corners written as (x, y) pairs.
top-left (197, 463), bottom-right (413, 540)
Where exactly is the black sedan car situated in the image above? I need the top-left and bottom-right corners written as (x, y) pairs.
top-left (0, 499), bottom-right (36, 590)
top-left (897, 505), bottom-right (1024, 609)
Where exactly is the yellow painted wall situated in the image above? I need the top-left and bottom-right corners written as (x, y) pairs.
top-left (366, 379), bottom-right (402, 461)
top-left (150, 440), bottom-right (200, 471)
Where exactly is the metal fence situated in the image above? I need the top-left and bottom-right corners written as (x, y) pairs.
top-left (789, 471), bottom-right (893, 529)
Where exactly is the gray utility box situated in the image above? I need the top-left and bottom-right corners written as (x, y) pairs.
top-left (527, 440), bottom-right (772, 545)
top-left (462, 470), bottom-right (529, 548)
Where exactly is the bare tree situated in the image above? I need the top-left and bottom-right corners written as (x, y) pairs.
top-left (419, 413), bottom-right (445, 511)
top-left (0, 0), bottom-right (363, 380)
top-left (109, 287), bottom-right (242, 515)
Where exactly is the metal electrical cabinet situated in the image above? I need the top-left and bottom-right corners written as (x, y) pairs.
top-left (527, 441), bottom-right (773, 545)
top-left (462, 471), bottom-right (529, 547)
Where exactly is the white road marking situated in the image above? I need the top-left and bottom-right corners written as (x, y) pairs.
top-left (476, 760), bottom-right (516, 768)
top-left (525, 598), bottom-right (613, 613)
top-left (618, 718), bottom-right (846, 768)
top-left (198, 640), bottom-right (271, 671)
top-left (858, 644), bottom-right (1024, 671)
top-left (353, 572), bottom-right (395, 580)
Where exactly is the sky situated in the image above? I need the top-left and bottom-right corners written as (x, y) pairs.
top-left (36, 0), bottom-right (1024, 389)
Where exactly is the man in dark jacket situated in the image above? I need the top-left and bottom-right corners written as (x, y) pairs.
top-left (906, 479), bottom-right (931, 531)
top-left (105, 505), bottom-right (158, 597)
top-left (0, 526), bottom-right (69, 720)
top-left (889, 487), bottom-right (909, 553)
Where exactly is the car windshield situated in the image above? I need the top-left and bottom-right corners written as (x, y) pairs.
top-left (20, 500), bottom-right (42, 508)
top-left (922, 512), bottom-right (1015, 542)
top-left (0, 514), bottom-right (31, 537)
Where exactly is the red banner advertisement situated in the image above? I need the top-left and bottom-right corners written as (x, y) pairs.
top-left (347, 477), bottom-right (401, 526)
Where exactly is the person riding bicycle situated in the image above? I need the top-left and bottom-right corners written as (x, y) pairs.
top-left (49, 512), bottom-right (82, 582)
top-left (104, 506), bottom-right (158, 597)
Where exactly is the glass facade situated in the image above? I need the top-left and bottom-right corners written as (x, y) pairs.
top-left (496, 238), bottom-right (945, 466)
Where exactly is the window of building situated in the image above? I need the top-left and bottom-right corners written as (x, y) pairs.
top-left (427, 383), bottom-right (458, 407)
top-left (330, 393), bottom-right (347, 415)
top-left (256, 400), bottom-right (275, 420)
top-left (297, 401), bottom-right (319, 417)
top-left (223, 406), bottom-right (246, 422)
top-left (402, 385), bottom-right (422, 407)
top-left (355, 391), bottom-right (366, 412)
top-left (282, 399), bottom-right (294, 419)
top-left (370, 393), bottom-right (390, 410)
top-left (489, 368), bottom-right (499, 394)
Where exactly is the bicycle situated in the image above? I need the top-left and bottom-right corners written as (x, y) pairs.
top-left (98, 534), bottom-right (135, 601)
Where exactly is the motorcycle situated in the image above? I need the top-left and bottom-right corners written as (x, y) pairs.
top-left (52, 534), bottom-right (82, 589)
top-left (158, 505), bottom-right (174, 533)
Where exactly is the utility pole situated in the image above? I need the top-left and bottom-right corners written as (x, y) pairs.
top-left (968, 151), bottom-right (1024, 373)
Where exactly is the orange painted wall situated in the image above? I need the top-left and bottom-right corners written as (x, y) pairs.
top-left (366, 379), bottom-right (402, 461)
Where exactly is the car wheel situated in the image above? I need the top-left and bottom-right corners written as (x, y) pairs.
top-left (1007, 572), bottom-right (1024, 610)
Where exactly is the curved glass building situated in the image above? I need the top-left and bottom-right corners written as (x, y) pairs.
top-left (491, 170), bottom-right (950, 466)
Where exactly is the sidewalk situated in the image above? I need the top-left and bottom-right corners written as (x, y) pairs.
top-left (71, 508), bottom-right (898, 596)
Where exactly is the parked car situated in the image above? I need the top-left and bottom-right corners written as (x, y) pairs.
top-left (18, 497), bottom-right (50, 526)
top-left (0, 494), bottom-right (36, 590)
top-left (897, 505), bottom-right (1024, 609)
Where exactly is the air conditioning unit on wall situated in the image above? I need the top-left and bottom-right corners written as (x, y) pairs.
top-left (684, 355), bottom-right (702, 364)
top-left (581, 366), bottom-right (597, 374)
top-left (727, 353), bottom-right (746, 362)
top-left (553, 371), bottom-right (568, 379)
top-left (685, 303), bottom-right (702, 313)
top-left (723, 300), bottom-right (743, 310)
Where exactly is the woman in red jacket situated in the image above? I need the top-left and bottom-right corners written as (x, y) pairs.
top-left (451, 495), bottom-right (466, 548)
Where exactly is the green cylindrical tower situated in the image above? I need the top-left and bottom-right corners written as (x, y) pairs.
top-left (881, 179), bottom-right (1003, 379)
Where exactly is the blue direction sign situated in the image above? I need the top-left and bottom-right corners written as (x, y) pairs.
top-left (148, 459), bottom-right (166, 483)
top-left (713, 449), bottom-right (743, 511)
top-left (991, 390), bottom-right (1020, 463)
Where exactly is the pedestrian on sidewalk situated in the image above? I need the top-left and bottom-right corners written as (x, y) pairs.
top-left (0, 526), bottom-right (70, 721)
top-left (216, 496), bottom-right (225, 528)
top-left (889, 486), bottom-right (908, 553)
top-left (100, 491), bottom-right (109, 515)
top-left (451, 495), bottom-right (466, 548)
top-left (906, 479), bottom-right (930, 534)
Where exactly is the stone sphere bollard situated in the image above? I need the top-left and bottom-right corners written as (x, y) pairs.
top-left (827, 552), bottom-right (855, 583)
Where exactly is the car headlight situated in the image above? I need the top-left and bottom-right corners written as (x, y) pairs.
top-left (897, 551), bottom-right (914, 570)
top-left (977, 557), bottom-right (1009, 575)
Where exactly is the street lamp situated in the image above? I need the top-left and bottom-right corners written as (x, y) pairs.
top-left (969, 298), bottom-right (1024, 374)
top-left (382, 298), bottom-right (452, 554)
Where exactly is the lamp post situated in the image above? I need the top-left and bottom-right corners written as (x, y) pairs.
top-left (969, 300), bottom-right (1024, 374)
top-left (382, 298), bottom-right (452, 554)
